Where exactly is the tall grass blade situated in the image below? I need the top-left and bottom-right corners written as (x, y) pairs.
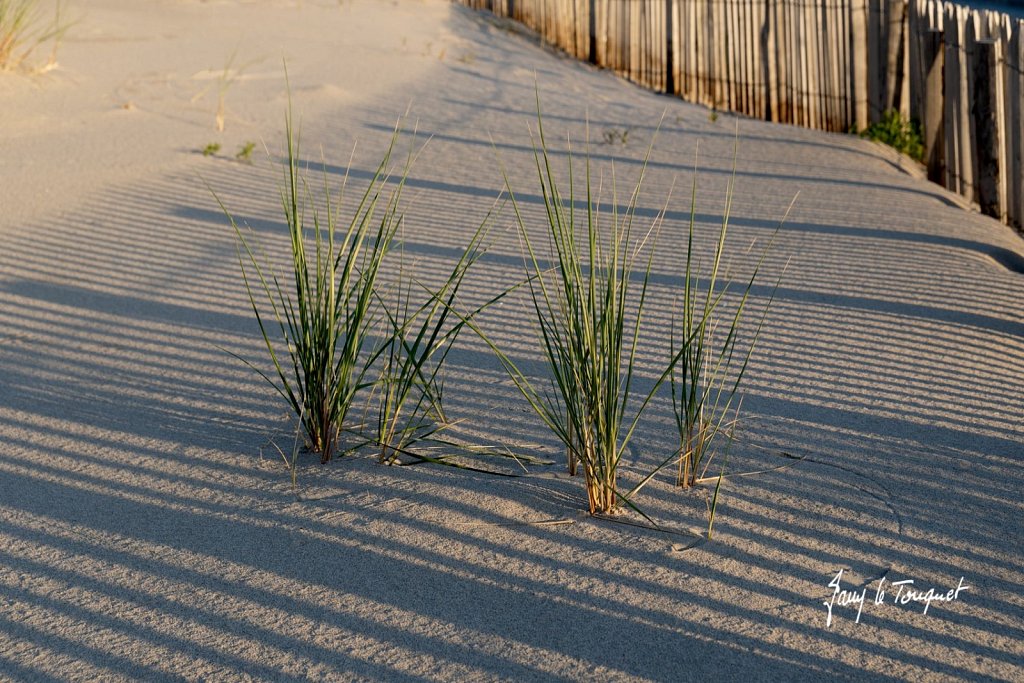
top-left (370, 217), bottom-right (493, 464)
top-left (670, 138), bottom-right (792, 489)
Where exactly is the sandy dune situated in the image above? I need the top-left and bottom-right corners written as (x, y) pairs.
top-left (1, 0), bottom-right (1022, 680)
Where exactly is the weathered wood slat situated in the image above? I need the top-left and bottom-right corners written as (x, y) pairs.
top-left (924, 27), bottom-right (945, 183)
top-left (973, 38), bottom-right (1006, 219)
top-left (996, 13), bottom-right (1019, 228)
top-left (851, 0), bottom-right (870, 129)
top-left (766, 0), bottom-right (778, 121)
top-left (811, 0), bottom-right (823, 128)
top-left (786, 0), bottom-right (798, 123)
top-left (1013, 20), bottom-right (1024, 228)
top-left (943, 1), bottom-right (961, 193)
top-left (962, 8), bottom-right (978, 201)
top-left (831, 0), bottom-right (845, 129)
top-left (884, 0), bottom-right (904, 114)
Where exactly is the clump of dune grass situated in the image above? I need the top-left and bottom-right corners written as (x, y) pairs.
top-left (213, 77), bottom-right (514, 476)
top-left (215, 92), bottom-right (505, 474)
top-left (214, 97), bottom-right (409, 463)
top-left (463, 99), bottom-right (678, 515)
top-left (370, 225), bottom-right (491, 465)
top-left (458, 98), bottom-right (789, 520)
top-left (670, 147), bottom-right (792, 489)
top-left (0, 0), bottom-right (69, 72)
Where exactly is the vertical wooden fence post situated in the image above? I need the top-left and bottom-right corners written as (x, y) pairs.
top-left (942, 2), bottom-right (960, 192)
top-left (884, 0), bottom-right (906, 113)
top-left (763, 0), bottom-right (777, 121)
top-left (665, 0), bottom-right (675, 93)
top-left (924, 28), bottom-right (945, 183)
top-left (851, 0), bottom-right (870, 129)
top-left (909, 0), bottom-right (922, 119)
top-left (1014, 20), bottom-right (1024, 229)
top-left (972, 38), bottom-right (1007, 221)
top-left (961, 8), bottom-right (978, 201)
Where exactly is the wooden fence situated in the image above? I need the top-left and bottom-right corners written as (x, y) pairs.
top-left (458, 0), bottom-right (1024, 230)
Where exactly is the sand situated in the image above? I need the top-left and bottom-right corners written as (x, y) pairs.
top-left (1, 0), bottom-right (1022, 680)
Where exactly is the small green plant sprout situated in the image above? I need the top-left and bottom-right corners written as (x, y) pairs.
top-left (708, 110), bottom-right (719, 123)
top-left (459, 96), bottom-right (686, 516)
top-left (235, 141), bottom-right (257, 163)
top-left (669, 145), bottom-right (793, 489)
top-left (213, 90), bottom-right (411, 464)
top-left (370, 224), bottom-right (491, 465)
top-left (601, 127), bottom-right (631, 146)
top-left (0, 0), bottom-right (70, 72)
top-left (859, 109), bottom-right (924, 161)
top-left (202, 142), bottom-right (221, 156)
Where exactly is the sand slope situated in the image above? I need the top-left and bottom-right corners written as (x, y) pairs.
top-left (1, 1), bottom-right (1022, 680)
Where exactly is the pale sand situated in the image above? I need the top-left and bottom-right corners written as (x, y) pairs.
top-left (1, 1), bottom-right (1022, 680)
